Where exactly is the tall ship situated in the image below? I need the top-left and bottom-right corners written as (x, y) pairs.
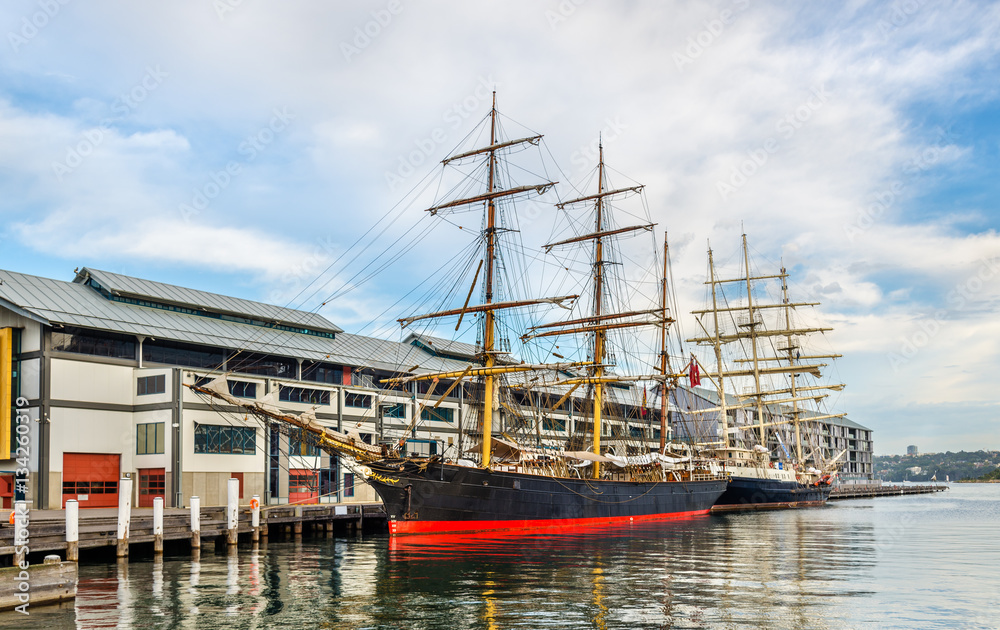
top-left (685, 235), bottom-right (845, 509)
top-left (191, 94), bottom-right (727, 535)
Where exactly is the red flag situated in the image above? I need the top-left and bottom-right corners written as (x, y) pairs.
top-left (689, 357), bottom-right (701, 388)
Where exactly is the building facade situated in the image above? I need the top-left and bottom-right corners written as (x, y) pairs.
top-left (0, 266), bottom-right (667, 509)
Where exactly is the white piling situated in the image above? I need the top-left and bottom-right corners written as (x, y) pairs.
top-left (251, 494), bottom-right (260, 543)
top-left (190, 496), bottom-right (201, 550)
top-left (226, 478), bottom-right (239, 546)
top-left (153, 496), bottom-right (164, 554)
top-left (117, 477), bottom-right (133, 558)
top-left (65, 499), bottom-right (79, 562)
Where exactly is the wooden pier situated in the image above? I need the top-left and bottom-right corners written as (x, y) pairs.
top-left (829, 484), bottom-right (948, 500)
top-left (0, 501), bottom-right (386, 564)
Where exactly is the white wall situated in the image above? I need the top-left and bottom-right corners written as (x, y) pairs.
top-left (48, 407), bottom-right (134, 473)
top-left (50, 358), bottom-right (134, 405)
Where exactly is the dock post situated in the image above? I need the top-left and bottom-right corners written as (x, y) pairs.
top-left (153, 496), bottom-right (164, 555)
top-left (227, 478), bottom-right (239, 546)
top-left (116, 477), bottom-right (133, 558)
top-left (13, 500), bottom-right (27, 567)
top-left (65, 499), bottom-right (79, 562)
top-left (190, 496), bottom-right (201, 550)
top-left (293, 506), bottom-right (303, 537)
top-left (251, 494), bottom-right (260, 543)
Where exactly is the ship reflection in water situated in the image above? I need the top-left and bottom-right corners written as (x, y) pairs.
top-left (3, 485), bottom-right (998, 629)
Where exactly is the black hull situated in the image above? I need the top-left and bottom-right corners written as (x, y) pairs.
top-left (712, 475), bottom-right (832, 511)
top-left (364, 460), bottom-right (728, 535)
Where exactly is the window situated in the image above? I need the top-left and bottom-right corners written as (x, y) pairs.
top-left (139, 470), bottom-right (165, 497)
top-left (629, 426), bottom-right (645, 439)
top-left (420, 407), bottom-right (454, 423)
top-left (194, 424), bottom-right (256, 454)
top-left (289, 427), bottom-right (321, 457)
top-left (137, 374), bottom-right (166, 396)
top-left (229, 380), bottom-right (257, 399)
top-left (62, 480), bottom-right (118, 494)
top-left (143, 340), bottom-right (226, 369)
top-left (542, 417), bottom-right (566, 432)
top-left (51, 327), bottom-right (135, 360)
top-left (343, 473), bottom-right (354, 498)
top-left (137, 422), bottom-right (165, 454)
top-left (279, 386), bottom-right (331, 405)
top-left (383, 403), bottom-right (407, 419)
top-left (345, 392), bottom-right (372, 408)
top-left (228, 352), bottom-right (297, 379)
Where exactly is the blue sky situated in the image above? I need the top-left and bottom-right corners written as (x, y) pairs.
top-left (1, 1), bottom-right (998, 455)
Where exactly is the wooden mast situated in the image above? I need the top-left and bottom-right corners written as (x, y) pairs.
top-left (591, 141), bottom-right (606, 478)
top-left (781, 264), bottom-right (805, 466)
top-left (741, 234), bottom-right (767, 445)
top-left (659, 232), bottom-right (669, 451)
top-left (708, 246), bottom-right (730, 449)
top-left (482, 90), bottom-right (498, 469)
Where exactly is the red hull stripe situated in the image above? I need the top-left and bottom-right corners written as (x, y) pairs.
top-left (388, 509), bottom-right (710, 536)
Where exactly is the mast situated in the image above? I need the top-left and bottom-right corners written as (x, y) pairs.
top-left (708, 247), bottom-right (729, 449)
top-left (659, 233), bottom-right (669, 451)
top-left (591, 142), bottom-right (606, 479)
top-left (741, 234), bottom-right (766, 446)
top-left (781, 263), bottom-right (804, 466)
top-left (482, 91), bottom-right (498, 469)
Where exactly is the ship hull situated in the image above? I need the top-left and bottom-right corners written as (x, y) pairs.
top-left (712, 475), bottom-right (832, 511)
top-left (364, 460), bottom-right (728, 535)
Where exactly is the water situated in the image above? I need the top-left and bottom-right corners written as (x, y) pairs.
top-left (5, 484), bottom-right (998, 629)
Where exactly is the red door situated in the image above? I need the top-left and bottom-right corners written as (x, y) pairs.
top-left (289, 469), bottom-right (319, 505)
top-left (62, 453), bottom-right (120, 508)
top-left (0, 475), bottom-right (12, 509)
top-left (138, 468), bottom-right (165, 508)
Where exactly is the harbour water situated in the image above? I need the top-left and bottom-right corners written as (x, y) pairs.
top-left (4, 483), bottom-right (997, 629)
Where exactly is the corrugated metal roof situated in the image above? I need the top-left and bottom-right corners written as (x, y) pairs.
top-left (0, 268), bottom-right (467, 371)
top-left (75, 267), bottom-right (342, 334)
top-left (405, 333), bottom-right (480, 360)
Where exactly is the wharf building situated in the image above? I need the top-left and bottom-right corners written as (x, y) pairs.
top-left (671, 387), bottom-right (875, 484)
top-left (0, 267), bottom-right (668, 510)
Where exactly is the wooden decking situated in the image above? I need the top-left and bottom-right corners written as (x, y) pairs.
top-left (0, 502), bottom-right (385, 563)
top-left (829, 484), bottom-right (948, 499)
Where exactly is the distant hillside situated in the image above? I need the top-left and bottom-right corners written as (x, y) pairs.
top-left (874, 450), bottom-right (1000, 482)
top-left (978, 466), bottom-right (1000, 481)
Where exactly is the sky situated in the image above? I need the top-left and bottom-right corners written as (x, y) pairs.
top-left (1, 1), bottom-right (998, 455)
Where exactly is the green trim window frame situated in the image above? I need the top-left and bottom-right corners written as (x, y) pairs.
top-left (289, 427), bottom-right (321, 457)
top-left (193, 423), bottom-right (256, 454)
top-left (420, 407), bottom-right (454, 423)
top-left (280, 386), bottom-right (331, 405)
top-left (542, 416), bottom-right (566, 432)
top-left (228, 380), bottom-right (257, 399)
top-left (383, 403), bottom-right (407, 419)
top-left (345, 392), bottom-right (372, 408)
top-left (137, 422), bottom-right (165, 454)
top-left (137, 374), bottom-right (166, 396)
